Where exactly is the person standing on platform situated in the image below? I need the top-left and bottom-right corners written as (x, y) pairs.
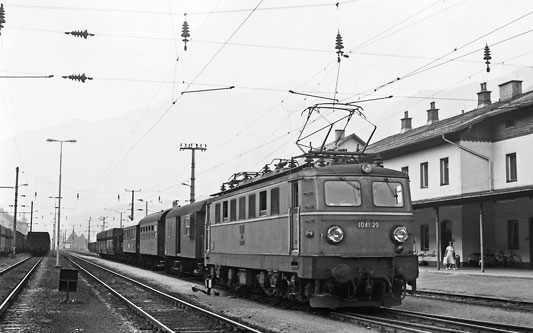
top-left (443, 242), bottom-right (457, 270)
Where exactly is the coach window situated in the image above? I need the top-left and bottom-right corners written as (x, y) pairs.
top-left (222, 201), bottom-right (229, 221)
top-left (230, 199), bottom-right (237, 221)
top-left (238, 196), bottom-right (246, 220)
top-left (259, 190), bottom-right (267, 216)
top-left (271, 187), bottom-right (280, 215)
top-left (184, 215), bottom-right (191, 237)
top-left (248, 194), bottom-right (256, 218)
top-left (325, 179), bottom-right (361, 206)
top-left (215, 203), bottom-right (221, 224)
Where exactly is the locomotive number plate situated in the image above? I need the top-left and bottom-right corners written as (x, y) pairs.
top-left (357, 221), bottom-right (380, 229)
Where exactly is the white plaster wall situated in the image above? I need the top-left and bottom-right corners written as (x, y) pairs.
top-left (492, 135), bottom-right (533, 189)
top-left (384, 144), bottom-right (461, 201)
top-left (458, 141), bottom-right (492, 192)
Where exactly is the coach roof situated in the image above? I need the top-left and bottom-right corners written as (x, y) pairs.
top-left (139, 208), bottom-right (172, 225)
top-left (166, 199), bottom-right (212, 219)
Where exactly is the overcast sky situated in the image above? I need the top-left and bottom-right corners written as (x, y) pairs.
top-left (1, 0), bottom-right (533, 237)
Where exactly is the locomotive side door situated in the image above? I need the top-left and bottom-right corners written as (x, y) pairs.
top-left (289, 181), bottom-right (300, 255)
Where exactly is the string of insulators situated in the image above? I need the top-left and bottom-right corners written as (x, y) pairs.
top-left (62, 73), bottom-right (93, 82)
top-left (65, 29), bottom-right (95, 39)
top-left (483, 44), bottom-right (492, 72)
top-left (0, 4), bottom-right (6, 36)
top-left (181, 14), bottom-right (190, 51)
top-left (335, 30), bottom-right (349, 62)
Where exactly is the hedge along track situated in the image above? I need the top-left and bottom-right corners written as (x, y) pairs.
top-left (64, 253), bottom-right (263, 333)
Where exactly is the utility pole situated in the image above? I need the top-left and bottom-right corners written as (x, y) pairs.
top-left (30, 201), bottom-right (34, 232)
top-left (125, 189), bottom-right (141, 220)
top-left (87, 217), bottom-right (91, 244)
top-left (12, 167), bottom-right (19, 258)
top-left (0, 167), bottom-right (27, 258)
top-left (179, 143), bottom-right (207, 203)
top-left (99, 216), bottom-right (107, 231)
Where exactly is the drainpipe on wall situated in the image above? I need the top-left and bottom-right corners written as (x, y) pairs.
top-left (441, 133), bottom-right (492, 273)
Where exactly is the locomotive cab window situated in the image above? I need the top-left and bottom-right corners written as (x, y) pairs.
top-left (372, 180), bottom-right (404, 207)
top-left (325, 179), bottom-right (362, 206)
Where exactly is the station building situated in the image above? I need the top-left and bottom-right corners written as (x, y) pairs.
top-left (343, 80), bottom-right (533, 268)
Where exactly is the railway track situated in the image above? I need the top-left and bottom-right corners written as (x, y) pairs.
top-left (65, 253), bottom-right (263, 333)
top-left (329, 307), bottom-right (533, 333)
top-left (0, 256), bottom-right (43, 331)
top-left (413, 290), bottom-right (533, 310)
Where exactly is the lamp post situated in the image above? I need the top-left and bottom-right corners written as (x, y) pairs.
top-left (47, 138), bottom-right (76, 268)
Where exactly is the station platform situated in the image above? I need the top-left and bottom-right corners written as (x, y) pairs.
top-left (416, 265), bottom-right (533, 303)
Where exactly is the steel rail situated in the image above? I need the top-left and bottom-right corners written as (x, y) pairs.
top-left (66, 255), bottom-right (174, 332)
top-left (0, 257), bottom-right (42, 312)
top-left (66, 253), bottom-right (262, 333)
top-left (384, 307), bottom-right (533, 333)
top-left (332, 308), bottom-right (531, 333)
top-left (413, 290), bottom-right (533, 308)
top-left (0, 257), bottom-right (31, 275)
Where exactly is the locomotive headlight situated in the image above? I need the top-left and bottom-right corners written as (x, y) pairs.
top-left (391, 226), bottom-right (409, 244)
top-left (361, 163), bottom-right (372, 173)
top-left (326, 225), bottom-right (345, 244)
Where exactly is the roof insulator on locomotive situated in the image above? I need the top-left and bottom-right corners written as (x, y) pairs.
top-left (304, 155), bottom-right (314, 166)
top-left (261, 164), bottom-right (271, 174)
top-left (275, 159), bottom-right (288, 169)
top-left (373, 155), bottom-right (384, 167)
top-left (181, 13), bottom-right (190, 51)
top-left (317, 158), bottom-right (327, 167)
top-left (220, 183), bottom-right (226, 191)
top-left (483, 44), bottom-right (492, 72)
top-left (288, 158), bottom-right (298, 168)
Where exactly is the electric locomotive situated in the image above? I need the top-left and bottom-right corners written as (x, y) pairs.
top-left (205, 153), bottom-right (418, 308)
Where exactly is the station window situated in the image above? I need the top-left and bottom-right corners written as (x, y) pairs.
top-left (214, 203), bottom-right (221, 224)
top-left (440, 158), bottom-right (449, 186)
top-left (248, 194), bottom-right (256, 218)
top-left (506, 153), bottom-right (517, 182)
top-left (238, 197), bottom-right (246, 220)
top-left (507, 220), bottom-right (519, 249)
top-left (259, 191), bottom-right (267, 215)
top-left (230, 199), bottom-right (237, 221)
top-left (420, 224), bottom-right (429, 251)
top-left (271, 187), bottom-right (280, 215)
top-left (222, 201), bottom-right (229, 221)
top-left (420, 162), bottom-right (429, 188)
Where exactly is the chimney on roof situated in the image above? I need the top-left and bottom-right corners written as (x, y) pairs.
top-left (426, 101), bottom-right (439, 125)
top-left (477, 82), bottom-right (492, 108)
top-left (334, 129), bottom-right (345, 143)
top-left (498, 80), bottom-right (522, 101)
top-left (400, 111), bottom-right (412, 133)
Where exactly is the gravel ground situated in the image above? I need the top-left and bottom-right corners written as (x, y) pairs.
top-left (399, 267), bottom-right (533, 327)
top-left (80, 254), bottom-right (375, 333)
top-left (1, 252), bottom-right (142, 333)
